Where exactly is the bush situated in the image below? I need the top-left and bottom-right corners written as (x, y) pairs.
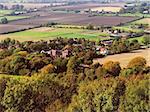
top-left (142, 35), bottom-right (150, 46)
top-left (86, 24), bottom-right (94, 30)
top-left (127, 56), bottom-right (146, 68)
top-left (40, 64), bottom-right (55, 74)
top-left (0, 17), bottom-right (8, 24)
top-left (103, 61), bottom-right (121, 77)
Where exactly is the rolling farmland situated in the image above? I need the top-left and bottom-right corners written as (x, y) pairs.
top-left (0, 12), bottom-right (139, 34)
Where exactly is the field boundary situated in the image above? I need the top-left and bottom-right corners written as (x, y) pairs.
top-left (0, 25), bottom-right (42, 35)
top-left (117, 17), bottom-right (144, 26)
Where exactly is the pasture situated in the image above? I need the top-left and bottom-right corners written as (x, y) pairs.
top-left (0, 10), bottom-right (12, 16)
top-left (90, 6), bottom-right (122, 12)
top-left (0, 16), bottom-right (29, 21)
top-left (0, 10), bottom-right (29, 21)
top-left (0, 27), bottom-right (110, 41)
top-left (113, 26), bottom-right (144, 33)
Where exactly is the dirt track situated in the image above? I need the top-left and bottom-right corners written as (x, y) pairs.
top-left (93, 48), bottom-right (150, 68)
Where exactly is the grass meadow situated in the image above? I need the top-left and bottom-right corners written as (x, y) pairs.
top-left (0, 10), bottom-right (13, 16)
top-left (0, 27), bottom-right (110, 41)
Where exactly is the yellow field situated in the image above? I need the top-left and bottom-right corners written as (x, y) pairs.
top-left (93, 48), bottom-right (150, 68)
top-left (133, 18), bottom-right (150, 26)
top-left (90, 6), bottom-right (122, 12)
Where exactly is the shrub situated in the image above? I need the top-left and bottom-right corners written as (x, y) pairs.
top-left (0, 17), bottom-right (8, 24)
top-left (127, 56), bottom-right (146, 68)
top-left (86, 24), bottom-right (94, 30)
top-left (142, 35), bottom-right (150, 46)
top-left (103, 61), bottom-right (121, 77)
top-left (40, 64), bottom-right (55, 74)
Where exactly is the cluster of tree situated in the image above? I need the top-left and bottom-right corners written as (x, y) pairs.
top-left (0, 4), bottom-right (8, 10)
top-left (0, 4), bottom-right (24, 10)
top-left (0, 38), bottom-right (97, 75)
top-left (0, 56), bottom-right (149, 112)
top-left (0, 37), bottom-right (146, 76)
top-left (0, 17), bottom-right (8, 24)
top-left (108, 39), bottom-right (141, 54)
top-left (11, 4), bottom-right (24, 10)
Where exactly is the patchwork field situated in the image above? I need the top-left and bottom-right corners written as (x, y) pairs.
top-left (94, 48), bottom-right (150, 68)
top-left (90, 6), bottom-right (122, 12)
top-left (113, 18), bottom-right (150, 34)
top-left (0, 12), bottom-right (138, 34)
top-left (0, 27), bottom-right (110, 41)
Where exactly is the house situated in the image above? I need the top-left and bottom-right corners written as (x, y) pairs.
top-left (51, 49), bottom-right (61, 57)
top-left (100, 47), bottom-right (108, 56)
top-left (40, 50), bottom-right (46, 54)
top-left (124, 4), bottom-right (135, 8)
top-left (143, 10), bottom-right (149, 14)
top-left (62, 49), bottom-right (71, 58)
top-left (101, 40), bottom-right (113, 46)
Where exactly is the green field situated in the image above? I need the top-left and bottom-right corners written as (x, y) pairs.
top-left (99, 13), bottom-right (150, 18)
top-left (0, 10), bottom-right (29, 21)
top-left (129, 36), bottom-right (145, 44)
top-left (113, 18), bottom-right (150, 33)
top-left (0, 27), bottom-right (110, 41)
top-left (119, 13), bottom-right (150, 18)
top-left (0, 16), bottom-right (29, 21)
top-left (113, 26), bottom-right (144, 33)
top-left (0, 10), bottom-right (13, 16)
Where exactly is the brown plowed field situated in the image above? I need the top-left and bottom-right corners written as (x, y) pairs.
top-left (0, 12), bottom-right (138, 34)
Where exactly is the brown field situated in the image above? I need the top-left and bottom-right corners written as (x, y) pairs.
top-left (0, 12), bottom-right (138, 34)
top-left (93, 48), bottom-right (150, 68)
